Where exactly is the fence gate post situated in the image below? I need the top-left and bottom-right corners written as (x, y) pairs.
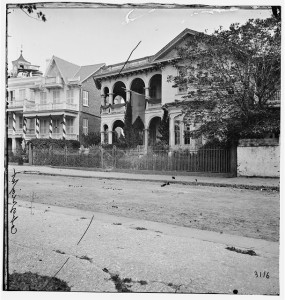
top-left (28, 143), bottom-right (33, 165)
top-left (230, 144), bottom-right (237, 177)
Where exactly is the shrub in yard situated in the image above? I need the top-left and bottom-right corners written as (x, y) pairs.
top-left (28, 138), bottom-right (80, 150)
top-left (8, 272), bottom-right (71, 291)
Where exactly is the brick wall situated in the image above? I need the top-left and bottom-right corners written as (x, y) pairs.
top-left (78, 76), bottom-right (102, 143)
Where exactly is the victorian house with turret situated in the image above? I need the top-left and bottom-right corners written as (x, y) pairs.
top-left (93, 29), bottom-right (204, 150)
top-left (7, 52), bottom-right (105, 153)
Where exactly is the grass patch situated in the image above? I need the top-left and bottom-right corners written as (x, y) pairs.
top-left (8, 272), bottom-right (70, 291)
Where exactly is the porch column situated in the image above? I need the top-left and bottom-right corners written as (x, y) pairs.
top-left (108, 130), bottom-right (113, 144)
top-left (180, 122), bottom-right (184, 146)
top-left (109, 93), bottom-right (114, 105)
top-left (169, 115), bottom-right (175, 147)
top-left (126, 90), bottom-right (131, 103)
top-left (144, 129), bottom-right (149, 150)
top-left (12, 112), bottom-right (16, 136)
top-left (62, 114), bottom-right (66, 140)
top-left (101, 94), bottom-right (105, 106)
top-left (101, 131), bottom-right (105, 144)
top-left (49, 115), bottom-right (53, 139)
top-left (22, 117), bottom-right (27, 146)
top-left (12, 138), bottom-right (17, 154)
top-left (144, 87), bottom-right (150, 110)
top-left (35, 116), bottom-right (39, 138)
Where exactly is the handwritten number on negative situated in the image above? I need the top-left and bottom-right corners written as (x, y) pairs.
top-left (254, 271), bottom-right (269, 279)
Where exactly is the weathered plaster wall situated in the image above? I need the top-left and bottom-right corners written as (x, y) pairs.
top-left (237, 139), bottom-right (280, 177)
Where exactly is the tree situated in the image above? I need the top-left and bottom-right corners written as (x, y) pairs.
top-left (158, 108), bottom-right (169, 144)
top-left (123, 100), bottom-right (135, 147)
top-left (168, 17), bottom-right (281, 144)
top-left (12, 4), bottom-right (47, 22)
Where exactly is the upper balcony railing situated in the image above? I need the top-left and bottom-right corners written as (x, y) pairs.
top-left (24, 102), bottom-right (78, 112)
top-left (42, 76), bottom-right (64, 88)
top-left (96, 57), bottom-right (152, 76)
top-left (7, 99), bottom-right (24, 109)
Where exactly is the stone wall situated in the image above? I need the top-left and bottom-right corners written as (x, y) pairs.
top-left (237, 139), bottom-right (280, 177)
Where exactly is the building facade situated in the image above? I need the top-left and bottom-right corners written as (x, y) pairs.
top-left (7, 53), bottom-right (105, 153)
top-left (93, 29), bottom-right (203, 150)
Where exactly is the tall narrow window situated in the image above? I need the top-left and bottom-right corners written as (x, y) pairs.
top-left (174, 122), bottom-right (180, 145)
top-left (83, 91), bottom-right (89, 106)
top-left (40, 119), bottom-right (48, 134)
top-left (10, 91), bottom-right (15, 102)
top-left (40, 92), bottom-right (47, 104)
top-left (53, 90), bottom-right (60, 103)
top-left (177, 67), bottom-right (187, 94)
top-left (19, 116), bottom-right (23, 129)
top-left (83, 118), bottom-right (88, 134)
top-left (67, 89), bottom-right (74, 104)
top-left (19, 89), bottom-right (26, 100)
top-left (184, 124), bottom-right (191, 145)
top-left (66, 118), bottom-right (74, 134)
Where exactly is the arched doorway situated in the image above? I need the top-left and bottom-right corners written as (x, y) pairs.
top-left (149, 74), bottom-right (162, 105)
top-left (102, 87), bottom-right (109, 105)
top-left (148, 116), bottom-right (161, 146)
top-left (112, 120), bottom-right (125, 143)
top-left (113, 81), bottom-right (126, 103)
top-left (130, 78), bottom-right (145, 123)
top-left (103, 124), bottom-right (108, 144)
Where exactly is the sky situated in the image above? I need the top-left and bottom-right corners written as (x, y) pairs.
top-left (6, 3), bottom-right (273, 73)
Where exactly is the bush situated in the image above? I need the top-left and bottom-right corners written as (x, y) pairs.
top-left (28, 138), bottom-right (80, 150)
top-left (82, 132), bottom-right (101, 147)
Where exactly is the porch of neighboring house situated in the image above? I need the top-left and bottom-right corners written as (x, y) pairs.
top-left (24, 114), bottom-right (78, 141)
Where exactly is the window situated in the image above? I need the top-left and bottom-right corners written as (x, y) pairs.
top-left (67, 89), bottom-right (74, 104)
top-left (10, 91), bottom-right (15, 102)
top-left (19, 89), bottom-right (26, 100)
top-left (19, 116), bottom-right (23, 129)
top-left (174, 122), bottom-right (180, 145)
top-left (53, 90), bottom-right (60, 103)
top-left (66, 118), bottom-right (74, 134)
top-left (83, 91), bottom-right (89, 106)
top-left (40, 119), bottom-right (48, 134)
top-left (184, 124), bottom-right (191, 145)
top-left (83, 118), bottom-right (88, 134)
top-left (8, 116), bottom-right (13, 129)
top-left (40, 92), bottom-right (47, 104)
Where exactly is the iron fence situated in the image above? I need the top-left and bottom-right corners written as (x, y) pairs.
top-left (31, 146), bottom-right (232, 173)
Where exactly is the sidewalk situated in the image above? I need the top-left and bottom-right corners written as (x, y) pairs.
top-left (8, 164), bottom-right (280, 190)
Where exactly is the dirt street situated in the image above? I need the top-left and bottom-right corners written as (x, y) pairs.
top-left (13, 173), bottom-right (279, 242)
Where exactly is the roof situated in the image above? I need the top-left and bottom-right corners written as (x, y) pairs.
top-left (52, 56), bottom-right (81, 83)
top-left (73, 63), bottom-right (105, 82)
top-left (151, 28), bottom-right (200, 62)
top-left (47, 56), bottom-right (104, 83)
top-left (12, 51), bottom-right (31, 65)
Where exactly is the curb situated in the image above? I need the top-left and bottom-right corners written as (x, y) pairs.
top-left (21, 170), bottom-right (279, 191)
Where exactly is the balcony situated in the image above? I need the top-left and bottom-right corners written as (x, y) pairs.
top-left (7, 99), bottom-right (24, 111)
top-left (24, 102), bottom-right (78, 113)
top-left (101, 104), bottom-right (126, 115)
top-left (26, 132), bottom-right (78, 140)
top-left (42, 76), bottom-right (63, 88)
top-left (146, 98), bottom-right (162, 110)
top-left (8, 128), bottom-right (23, 136)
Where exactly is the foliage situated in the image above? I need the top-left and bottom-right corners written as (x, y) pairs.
top-left (168, 17), bottom-right (281, 143)
top-left (124, 101), bottom-right (144, 147)
top-left (28, 138), bottom-right (80, 150)
top-left (81, 132), bottom-right (101, 147)
top-left (9, 272), bottom-right (70, 291)
top-left (152, 141), bottom-right (169, 151)
top-left (158, 108), bottom-right (169, 144)
top-left (15, 4), bottom-right (47, 22)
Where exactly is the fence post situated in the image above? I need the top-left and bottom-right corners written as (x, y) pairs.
top-left (113, 145), bottom-right (117, 169)
top-left (100, 146), bottom-right (104, 169)
top-left (230, 144), bottom-right (237, 177)
top-left (28, 143), bottom-right (33, 165)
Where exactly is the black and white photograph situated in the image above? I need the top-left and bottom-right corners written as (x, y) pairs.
top-left (2, 0), bottom-right (282, 298)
